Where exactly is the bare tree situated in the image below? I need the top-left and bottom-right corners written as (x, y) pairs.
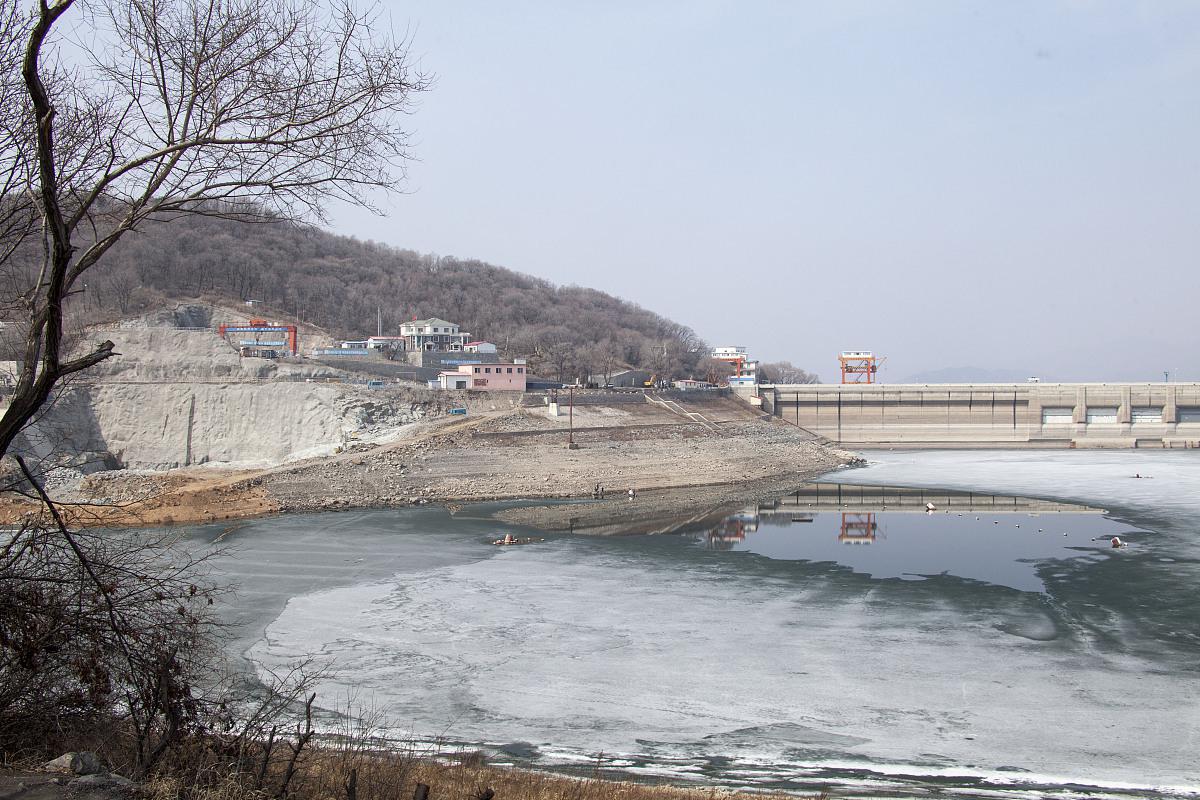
top-left (594, 339), bottom-right (622, 385)
top-left (696, 356), bottom-right (735, 384)
top-left (109, 270), bottom-right (135, 314)
top-left (533, 326), bottom-right (575, 383)
top-left (0, 0), bottom-right (428, 460)
top-left (759, 360), bottom-right (820, 384)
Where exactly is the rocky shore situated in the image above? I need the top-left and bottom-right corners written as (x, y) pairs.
top-left (263, 410), bottom-right (853, 518)
top-left (3, 398), bottom-right (855, 530)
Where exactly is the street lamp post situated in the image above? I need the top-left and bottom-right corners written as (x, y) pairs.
top-left (567, 384), bottom-right (578, 449)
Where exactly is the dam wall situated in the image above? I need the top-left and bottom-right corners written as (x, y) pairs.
top-left (741, 382), bottom-right (1200, 448)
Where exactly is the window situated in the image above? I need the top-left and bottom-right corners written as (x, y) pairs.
top-left (517, 367), bottom-right (524, 374)
top-left (485, 367), bottom-right (491, 373)
top-left (1086, 407), bottom-right (1119, 424)
top-left (473, 367), bottom-right (480, 373)
top-left (474, 378), bottom-right (488, 387)
top-left (1041, 407), bottom-right (1073, 425)
top-left (507, 368), bottom-right (513, 373)
top-left (1131, 407), bottom-right (1163, 424)
top-left (1179, 407), bottom-right (1200, 423)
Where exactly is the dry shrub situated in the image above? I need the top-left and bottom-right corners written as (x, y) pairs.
top-left (0, 480), bottom-right (218, 774)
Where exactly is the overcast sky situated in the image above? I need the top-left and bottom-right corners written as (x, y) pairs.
top-left (328, 1), bottom-right (1200, 382)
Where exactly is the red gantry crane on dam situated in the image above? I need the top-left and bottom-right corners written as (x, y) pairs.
top-left (839, 351), bottom-right (884, 384)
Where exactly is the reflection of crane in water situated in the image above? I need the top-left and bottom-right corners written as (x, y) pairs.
top-left (839, 512), bottom-right (878, 544)
top-left (705, 512), bottom-right (758, 550)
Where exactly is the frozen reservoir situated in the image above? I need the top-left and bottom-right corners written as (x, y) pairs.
top-left (197, 451), bottom-right (1200, 798)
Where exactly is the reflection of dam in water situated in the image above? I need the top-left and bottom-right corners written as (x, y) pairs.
top-left (704, 483), bottom-right (1104, 551)
top-left (838, 512), bottom-right (876, 543)
top-left (763, 482), bottom-right (1104, 514)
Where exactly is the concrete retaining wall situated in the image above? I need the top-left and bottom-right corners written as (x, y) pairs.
top-left (743, 382), bottom-right (1200, 448)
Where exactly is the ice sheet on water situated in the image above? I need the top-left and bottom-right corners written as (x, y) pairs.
top-left (250, 519), bottom-right (1200, 795)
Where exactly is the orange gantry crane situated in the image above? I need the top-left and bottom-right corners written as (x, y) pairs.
top-left (839, 351), bottom-right (881, 384)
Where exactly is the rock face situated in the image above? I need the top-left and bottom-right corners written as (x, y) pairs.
top-left (44, 751), bottom-right (103, 776)
top-left (84, 382), bottom-right (433, 469)
top-left (11, 324), bottom-right (449, 472)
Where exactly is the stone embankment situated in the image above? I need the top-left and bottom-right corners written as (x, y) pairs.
top-left (262, 407), bottom-right (853, 520)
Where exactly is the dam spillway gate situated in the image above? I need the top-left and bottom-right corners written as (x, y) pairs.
top-left (741, 382), bottom-right (1200, 448)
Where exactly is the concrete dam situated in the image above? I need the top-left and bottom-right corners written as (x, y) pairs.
top-left (740, 382), bottom-right (1200, 448)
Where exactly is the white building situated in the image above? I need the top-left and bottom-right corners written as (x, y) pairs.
top-left (712, 345), bottom-right (756, 381)
top-left (398, 318), bottom-right (472, 352)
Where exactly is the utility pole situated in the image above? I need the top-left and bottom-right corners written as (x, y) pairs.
top-left (377, 306), bottom-right (383, 338)
top-left (567, 385), bottom-right (578, 449)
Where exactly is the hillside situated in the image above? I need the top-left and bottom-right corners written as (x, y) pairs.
top-left (79, 215), bottom-right (706, 381)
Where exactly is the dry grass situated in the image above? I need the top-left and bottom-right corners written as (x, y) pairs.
top-left (145, 742), bottom-right (824, 800)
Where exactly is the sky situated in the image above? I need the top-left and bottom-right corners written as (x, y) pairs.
top-left (326, 1), bottom-right (1200, 382)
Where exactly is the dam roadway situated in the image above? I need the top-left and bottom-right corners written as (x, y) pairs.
top-left (738, 381), bottom-right (1200, 448)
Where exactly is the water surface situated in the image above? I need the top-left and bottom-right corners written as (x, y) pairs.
top-left (197, 452), bottom-right (1200, 798)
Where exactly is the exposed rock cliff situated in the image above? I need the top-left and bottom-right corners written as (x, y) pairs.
top-left (8, 304), bottom-right (488, 477)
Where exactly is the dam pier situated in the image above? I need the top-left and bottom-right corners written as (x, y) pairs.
top-left (740, 382), bottom-right (1200, 448)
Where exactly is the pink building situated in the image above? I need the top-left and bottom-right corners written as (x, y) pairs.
top-left (437, 362), bottom-right (527, 391)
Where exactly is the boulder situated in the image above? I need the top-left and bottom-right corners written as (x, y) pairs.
top-left (71, 772), bottom-right (137, 790)
top-left (44, 751), bottom-right (104, 775)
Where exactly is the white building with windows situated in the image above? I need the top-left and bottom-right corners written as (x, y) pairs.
top-left (436, 362), bottom-right (527, 391)
top-left (398, 318), bottom-right (472, 352)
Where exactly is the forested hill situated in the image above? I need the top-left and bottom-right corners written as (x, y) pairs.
top-left (90, 215), bottom-right (705, 380)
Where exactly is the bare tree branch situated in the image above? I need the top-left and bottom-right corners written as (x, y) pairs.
top-left (0, 0), bottom-right (427, 461)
